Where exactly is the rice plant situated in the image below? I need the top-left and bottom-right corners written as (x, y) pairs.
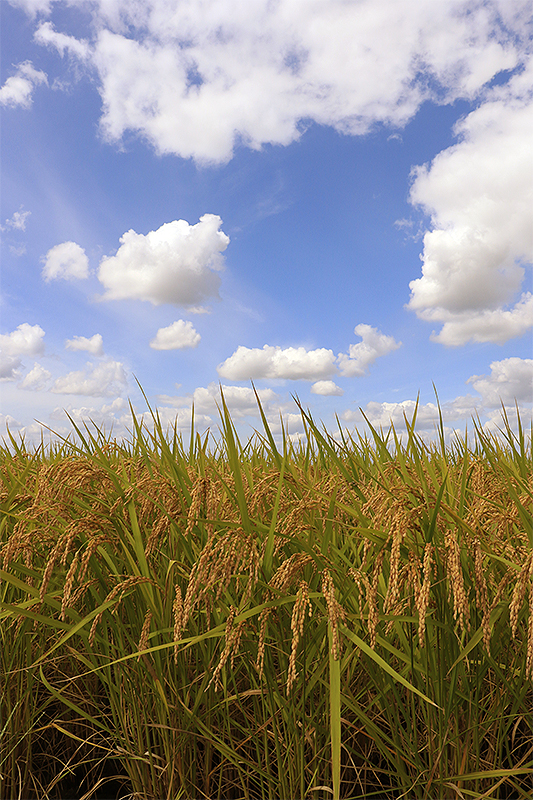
top-left (0, 394), bottom-right (531, 799)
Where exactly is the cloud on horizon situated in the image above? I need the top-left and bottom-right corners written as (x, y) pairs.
top-left (51, 359), bottom-right (127, 397)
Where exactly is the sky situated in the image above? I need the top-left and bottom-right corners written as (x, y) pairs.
top-left (1, 0), bottom-right (532, 447)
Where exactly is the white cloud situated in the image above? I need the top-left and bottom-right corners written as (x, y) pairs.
top-left (337, 324), bottom-right (401, 377)
top-left (311, 380), bottom-right (344, 396)
top-left (0, 61), bottom-right (47, 108)
top-left (47, 397), bottom-right (132, 438)
top-left (467, 357), bottom-right (533, 408)
top-left (0, 356), bottom-right (22, 382)
top-left (4, 207), bottom-right (31, 231)
top-left (0, 412), bottom-right (22, 433)
top-left (219, 325), bottom-right (400, 382)
top-left (18, 363), bottom-right (52, 390)
top-left (159, 382), bottom-right (280, 418)
top-left (98, 215), bottom-right (229, 306)
top-left (342, 394), bottom-right (484, 432)
top-left (218, 344), bottom-right (337, 381)
top-left (34, 21), bottom-right (91, 60)
top-left (42, 241), bottom-right (90, 281)
top-left (341, 357), bottom-right (533, 432)
top-left (8, 1), bottom-right (53, 15)
top-left (51, 359), bottom-right (127, 397)
top-left (65, 334), bottom-right (105, 356)
top-left (407, 59), bottom-right (533, 344)
top-left (150, 320), bottom-right (200, 350)
top-left (154, 382), bottom-right (293, 435)
top-left (430, 293), bottom-right (533, 346)
top-left (0, 323), bottom-right (45, 356)
top-left (21, 1), bottom-right (528, 163)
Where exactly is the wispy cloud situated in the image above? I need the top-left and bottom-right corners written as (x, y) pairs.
top-left (0, 60), bottom-right (47, 108)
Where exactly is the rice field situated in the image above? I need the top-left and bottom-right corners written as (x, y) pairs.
top-left (1, 394), bottom-right (532, 799)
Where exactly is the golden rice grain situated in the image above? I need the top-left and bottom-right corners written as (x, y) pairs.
top-left (60, 550), bottom-right (80, 621)
top-left (444, 529), bottom-right (470, 633)
top-left (137, 609), bottom-right (153, 658)
top-left (208, 605), bottom-right (237, 691)
top-left (173, 585), bottom-right (184, 665)
top-left (510, 553), bottom-right (533, 639)
top-left (417, 543), bottom-right (433, 645)
top-left (322, 569), bottom-right (346, 661)
top-left (287, 580), bottom-right (312, 693)
top-left (89, 576), bottom-right (153, 647)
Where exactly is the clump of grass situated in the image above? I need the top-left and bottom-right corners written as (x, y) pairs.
top-left (0, 395), bottom-right (531, 799)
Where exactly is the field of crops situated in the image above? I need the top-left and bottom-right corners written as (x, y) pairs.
top-left (1, 394), bottom-right (532, 799)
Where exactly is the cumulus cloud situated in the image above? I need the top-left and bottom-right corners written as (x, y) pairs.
top-left (0, 323), bottom-right (45, 357)
top-left (21, 0), bottom-right (529, 163)
top-left (51, 359), bottom-right (127, 396)
top-left (0, 60), bottom-right (47, 108)
top-left (0, 356), bottom-right (22, 381)
top-left (98, 215), bottom-right (229, 306)
top-left (467, 357), bottom-right (533, 408)
top-left (155, 382), bottom-right (292, 435)
top-left (4, 207), bottom-right (31, 231)
top-left (219, 325), bottom-right (400, 382)
top-left (65, 334), bottom-right (105, 356)
top-left (18, 363), bottom-right (52, 390)
top-left (218, 345), bottom-right (337, 381)
top-left (343, 398), bottom-right (479, 431)
top-left (150, 320), bottom-right (201, 350)
top-left (430, 294), bottom-right (533, 346)
top-left (50, 397), bottom-right (128, 423)
top-left (341, 357), bottom-right (532, 432)
top-left (195, 384), bottom-right (279, 418)
top-left (337, 324), bottom-right (401, 377)
top-left (407, 59), bottom-right (533, 344)
top-left (42, 241), bottom-right (90, 281)
top-left (311, 380), bottom-right (344, 396)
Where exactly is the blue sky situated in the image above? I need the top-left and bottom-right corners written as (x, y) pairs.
top-left (1, 0), bottom-right (532, 445)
